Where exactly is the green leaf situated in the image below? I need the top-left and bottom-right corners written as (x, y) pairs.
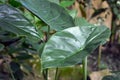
top-left (60, 0), bottom-right (75, 8)
top-left (8, 0), bottom-right (21, 7)
top-left (48, 0), bottom-right (59, 4)
top-left (68, 9), bottom-right (77, 19)
top-left (16, 53), bottom-right (33, 60)
top-left (0, 43), bottom-right (4, 51)
top-left (23, 9), bottom-right (35, 23)
top-left (102, 72), bottom-right (120, 80)
top-left (41, 25), bottom-right (110, 69)
top-left (75, 17), bottom-right (92, 26)
top-left (16, 0), bottom-right (75, 31)
top-left (0, 4), bottom-right (40, 41)
top-left (102, 76), bottom-right (118, 80)
top-left (118, 14), bottom-right (120, 20)
top-left (10, 62), bottom-right (21, 72)
top-left (0, 0), bottom-right (7, 3)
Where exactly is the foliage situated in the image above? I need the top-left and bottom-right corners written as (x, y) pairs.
top-left (0, 5), bottom-right (40, 41)
top-left (0, 0), bottom-right (113, 80)
top-left (41, 25), bottom-right (110, 69)
top-left (102, 72), bottom-right (120, 80)
top-left (16, 0), bottom-right (75, 31)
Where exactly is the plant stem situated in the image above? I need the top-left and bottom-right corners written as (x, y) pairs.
top-left (47, 26), bottom-right (50, 40)
top-left (83, 56), bottom-right (88, 80)
top-left (45, 69), bottom-right (48, 80)
top-left (43, 69), bottom-right (48, 80)
top-left (55, 68), bottom-right (58, 80)
top-left (98, 45), bottom-right (102, 70)
top-left (6, 62), bottom-right (16, 80)
top-left (3, 55), bottom-right (16, 80)
top-left (42, 26), bottom-right (50, 80)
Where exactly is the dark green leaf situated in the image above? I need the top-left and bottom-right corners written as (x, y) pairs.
top-left (0, 4), bottom-right (40, 41)
top-left (0, 0), bottom-right (7, 3)
top-left (0, 37), bottom-right (21, 46)
top-left (48, 0), bottom-right (59, 4)
top-left (8, 0), bottom-right (21, 7)
top-left (60, 0), bottom-right (75, 8)
top-left (102, 76), bottom-right (117, 80)
top-left (41, 25), bottom-right (110, 69)
top-left (68, 9), bottom-right (77, 19)
top-left (16, 53), bottom-right (33, 60)
top-left (17, 0), bottom-right (75, 31)
top-left (102, 72), bottom-right (120, 80)
top-left (10, 62), bottom-right (24, 80)
top-left (10, 62), bottom-right (20, 72)
top-left (75, 17), bottom-right (92, 26)
top-left (0, 43), bottom-right (4, 51)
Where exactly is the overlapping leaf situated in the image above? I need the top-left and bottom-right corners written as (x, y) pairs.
top-left (41, 25), bottom-right (110, 69)
top-left (48, 0), bottom-right (59, 4)
top-left (0, 4), bottom-right (40, 41)
top-left (16, 0), bottom-right (75, 31)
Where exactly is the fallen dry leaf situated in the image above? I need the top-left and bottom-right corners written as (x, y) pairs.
top-left (89, 69), bottom-right (112, 80)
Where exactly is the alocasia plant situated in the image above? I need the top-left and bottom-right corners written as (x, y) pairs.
top-left (15, 0), bottom-right (111, 69)
top-left (0, 0), bottom-right (111, 80)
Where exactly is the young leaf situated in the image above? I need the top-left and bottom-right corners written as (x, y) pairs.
top-left (41, 25), bottom-right (111, 69)
top-left (0, 4), bottom-right (40, 41)
top-left (16, 0), bottom-right (75, 31)
top-left (60, 0), bottom-right (75, 8)
top-left (0, 43), bottom-right (4, 51)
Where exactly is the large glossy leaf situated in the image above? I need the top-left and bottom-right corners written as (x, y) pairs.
top-left (0, 4), bottom-right (40, 41)
top-left (41, 25), bottom-right (110, 69)
top-left (16, 0), bottom-right (75, 31)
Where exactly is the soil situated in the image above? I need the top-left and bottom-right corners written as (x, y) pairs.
top-left (88, 42), bottom-right (120, 71)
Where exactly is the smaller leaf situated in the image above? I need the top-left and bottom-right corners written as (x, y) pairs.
top-left (17, 0), bottom-right (75, 31)
top-left (0, 43), bottom-right (4, 51)
top-left (102, 72), bottom-right (120, 80)
top-left (102, 76), bottom-right (117, 80)
top-left (0, 4), bottom-right (40, 41)
top-left (68, 9), bottom-right (77, 19)
top-left (10, 62), bottom-right (24, 80)
top-left (16, 54), bottom-right (33, 60)
top-left (60, 0), bottom-right (75, 8)
top-left (10, 62), bottom-right (21, 72)
top-left (75, 17), bottom-right (92, 26)
top-left (118, 14), bottom-right (120, 20)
